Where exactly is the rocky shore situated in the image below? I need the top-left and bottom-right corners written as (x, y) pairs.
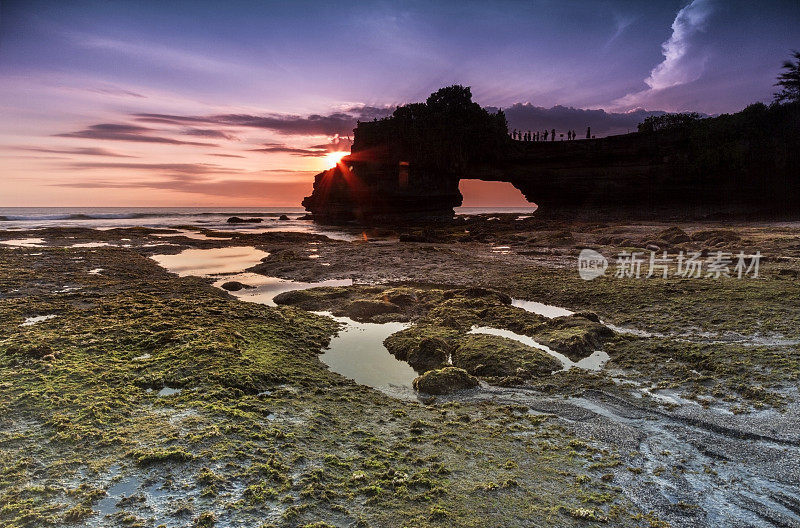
top-left (2, 214), bottom-right (799, 527)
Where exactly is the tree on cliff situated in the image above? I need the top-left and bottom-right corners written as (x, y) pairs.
top-left (774, 50), bottom-right (800, 104)
top-left (637, 112), bottom-right (703, 133)
top-left (356, 85), bottom-right (509, 175)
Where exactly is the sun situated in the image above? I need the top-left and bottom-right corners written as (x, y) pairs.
top-left (324, 151), bottom-right (348, 167)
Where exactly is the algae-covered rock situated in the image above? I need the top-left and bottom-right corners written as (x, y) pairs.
top-left (453, 287), bottom-right (512, 305)
top-left (535, 315), bottom-right (614, 361)
top-left (452, 334), bottom-right (561, 380)
top-left (344, 300), bottom-right (402, 321)
top-left (405, 337), bottom-right (451, 371)
top-left (384, 325), bottom-right (458, 370)
top-left (659, 226), bottom-right (691, 244)
top-left (221, 281), bottom-right (254, 292)
top-left (412, 367), bottom-right (479, 395)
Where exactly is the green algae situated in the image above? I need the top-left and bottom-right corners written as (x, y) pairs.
top-left (0, 246), bottom-right (640, 527)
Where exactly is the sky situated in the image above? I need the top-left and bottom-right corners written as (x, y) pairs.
top-left (1, 0), bottom-right (798, 207)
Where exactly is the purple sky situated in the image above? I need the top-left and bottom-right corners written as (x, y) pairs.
top-left (1, 0), bottom-right (798, 206)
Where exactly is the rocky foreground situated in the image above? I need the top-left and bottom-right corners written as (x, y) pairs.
top-left (1, 215), bottom-right (799, 527)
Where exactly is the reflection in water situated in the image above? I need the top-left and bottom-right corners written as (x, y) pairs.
top-left (468, 326), bottom-right (609, 371)
top-left (215, 272), bottom-right (352, 306)
top-left (316, 313), bottom-right (418, 389)
top-left (153, 229), bottom-right (232, 241)
top-left (512, 298), bottom-right (656, 337)
top-left (150, 247), bottom-right (270, 276)
top-left (0, 238), bottom-right (45, 247)
top-left (511, 299), bottom-right (573, 318)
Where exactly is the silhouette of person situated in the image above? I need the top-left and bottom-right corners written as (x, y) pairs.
top-left (551, 128), bottom-right (555, 142)
top-left (543, 130), bottom-right (548, 141)
top-left (567, 130), bottom-right (572, 140)
top-left (586, 127), bottom-right (591, 139)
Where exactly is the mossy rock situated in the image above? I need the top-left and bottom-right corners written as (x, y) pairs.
top-left (659, 226), bottom-right (691, 244)
top-left (273, 286), bottom-right (351, 307)
top-left (452, 334), bottom-right (561, 381)
top-left (412, 367), bottom-right (479, 395)
top-left (343, 300), bottom-right (402, 321)
top-left (384, 325), bottom-right (459, 364)
top-left (535, 315), bottom-right (614, 361)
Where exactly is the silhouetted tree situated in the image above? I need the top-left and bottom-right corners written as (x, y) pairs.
top-left (774, 50), bottom-right (800, 104)
top-left (637, 112), bottom-right (703, 133)
top-left (356, 85), bottom-right (509, 175)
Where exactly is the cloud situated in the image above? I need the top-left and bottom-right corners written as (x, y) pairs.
top-left (249, 143), bottom-right (329, 157)
top-left (132, 105), bottom-right (393, 136)
top-left (492, 103), bottom-right (667, 137)
top-left (12, 147), bottom-right (137, 157)
top-left (73, 34), bottom-right (243, 74)
top-left (209, 153), bottom-right (246, 158)
top-left (68, 162), bottom-right (241, 176)
top-left (182, 128), bottom-right (238, 140)
top-left (84, 86), bottom-right (146, 98)
top-left (56, 123), bottom-right (217, 146)
top-left (611, 0), bottom-right (715, 110)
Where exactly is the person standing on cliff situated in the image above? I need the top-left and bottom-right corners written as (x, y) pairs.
top-left (586, 126), bottom-right (591, 139)
top-left (551, 128), bottom-right (555, 142)
top-left (543, 130), bottom-right (548, 141)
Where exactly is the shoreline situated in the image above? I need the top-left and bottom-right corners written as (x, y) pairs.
top-left (2, 216), bottom-right (800, 527)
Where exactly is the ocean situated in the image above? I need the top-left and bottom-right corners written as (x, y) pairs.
top-left (0, 206), bottom-right (537, 232)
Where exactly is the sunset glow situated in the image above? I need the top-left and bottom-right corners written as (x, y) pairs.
top-left (0, 1), bottom-right (797, 206)
top-left (325, 151), bottom-right (349, 167)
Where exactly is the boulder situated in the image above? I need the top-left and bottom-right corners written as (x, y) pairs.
top-left (220, 281), bottom-right (254, 292)
top-left (536, 315), bottom-right (614, 361)
top-left (453, 334), bottom-right (561, 379)
top-left (405, 337), bottom-right (451, 371)
top-left (227, 217), bottom-right (263, 224)
top-left (412, 367), bottom-right (479, 395)
top-left (455, 287), bottom-right (512, 305)
top-left (278, 214), bottom-right (290, 220)
top-left (659, 227), bottom-right (691, 244)
top-left (344, 300), bottom-right (401, 321)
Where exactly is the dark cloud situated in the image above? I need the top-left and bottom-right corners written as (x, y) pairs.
top-left (13, 146), bottom-right (137, 157)
top-left (55, 123), bottom-right (217, 146)
top-left (492, 104), bottom-right (670, 137)
top-left (69, 162), bottom-right (240, 175)
top-left (132, 105), bottom-right (394, 136)
top-left (249, 143), bottom-right (328, 157)
top-left (209, 153), bottom-right (246, 158)
top-left (182, 127), bottom-right (238, 140)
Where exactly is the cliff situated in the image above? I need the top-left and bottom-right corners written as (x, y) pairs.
top-left (302, 88), bottom-right (800, 223)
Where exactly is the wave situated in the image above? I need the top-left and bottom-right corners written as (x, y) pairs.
top-left (0, 211), bottom-right (299, 221)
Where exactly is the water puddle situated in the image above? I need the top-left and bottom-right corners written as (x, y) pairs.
top-left (468, 326), bottom-right (610, 371)
top-left (157, 387), bottom-right (182, 397)
top-left (1, 238), bottom-right (45, 247)
top-left (316, 313), bottom-right (418, 390)
top-left (213, 272), bottom-right (351, 306)
top-left (151, 247), bottom-right (270, 276)
top-left (20, 314), bottom-right (58, 326)
top-left (69, 242), bottom-right (111, 248)
top-left (512, 297), bottom-right (657, 337)
top-left (153, 229), bottom-right (231, 241)
top-left (511, 298), bottom-right (573, 318)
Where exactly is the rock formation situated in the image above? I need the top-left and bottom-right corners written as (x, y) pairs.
top-left (302, 88), bottom-right (800, 223)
